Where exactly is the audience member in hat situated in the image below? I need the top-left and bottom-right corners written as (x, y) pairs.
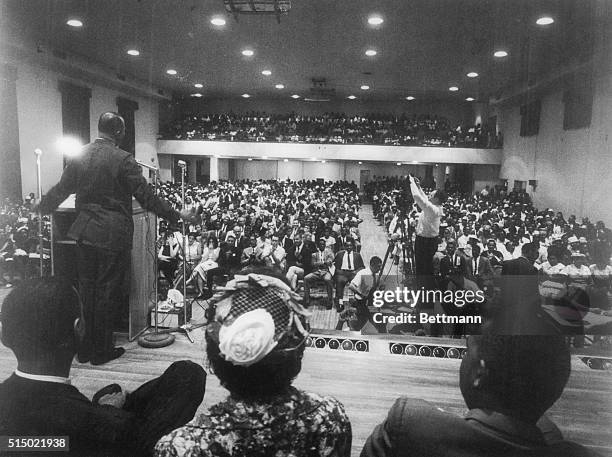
top-left (154, 268), bottom-right (351, 457)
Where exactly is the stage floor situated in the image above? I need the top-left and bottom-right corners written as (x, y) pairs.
top-left (0, 328), bottom-right (611, 456)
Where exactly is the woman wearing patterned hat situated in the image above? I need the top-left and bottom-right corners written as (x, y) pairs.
top-left (154, 267), bottom-right (352, 457)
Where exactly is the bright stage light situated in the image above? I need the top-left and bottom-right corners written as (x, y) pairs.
top-left (56, 136), bottom-right (83, 157)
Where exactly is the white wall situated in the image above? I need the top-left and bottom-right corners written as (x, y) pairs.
top-left (157, 140), bottom-right (502, 165)
top-left (498, 70), bottom-right (612, 225)
top-left (13, 60), bottom-right (162, 196)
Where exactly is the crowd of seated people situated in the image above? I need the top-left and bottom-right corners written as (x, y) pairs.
top-left (0, 194), bottom-right (51, 287)
top-left (154, 179), bottom-right (365, 310)
top-left (161, 112), bottom-right (503, 148)
top-left (368, 176), bottom-right (612, 335)
top-left (0, 275), bottom-right (603, 456)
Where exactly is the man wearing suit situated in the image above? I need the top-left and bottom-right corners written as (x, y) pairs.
top-left (498, 242), bottom-right (548, 334)
top-left (286, 232), bottom-right (312, 291)
top-left (303, 238), bottom-right (335, 308)
top-left (0, 277), bottom-right (205, 457)
top-left (334, 239), bottom-right (364, 308)
top-left (38, 112), bottom-right (195, 365)
top-left (467, 244), bottom-right (494, 294)
top-left (205, 233), bottom-right (242, 296)
top-left (361, 334), bottom-right (599, 457)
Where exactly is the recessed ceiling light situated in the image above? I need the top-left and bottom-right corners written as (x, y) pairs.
top-left (449, 86), bottom-right (459, 91)
top-left (347, 95), bottom-right (357, 99)
top-left (291, 94), bottom-right (300, 99)
top-left (322, 160), bottom-right (326, 163)
top-left (467, 72), bottom-right (479, 78)
top-left (465, 97), bottom-right (475, 101)
top-left (261, 70), bottom-right (272, 76)
top-left (275, 84), bottom-right (285, 89)
top-left (358, 161), bottom-right (363, 164)
top-left (66, 19), bottom-right (83, 27)
top-left (536, 16), bottom-right (554, 25)
top-left (241, 93), bottom-right (250, 98)
top-left (166, 69), bottom-right (177, 75)
top-left (248, 158), bottom-right (253, 161)
top-left (210, 17), bottom-right (226, 26)
top-left (242, 49), bottom-right (254, 56)
top-left (405, 96), bottom-right (415, 100)
top-left (191, 93), bottom-right (202, 98)
top-left (396, 162), bottom-right (402, 166)
top-left (494, 50), bottom-right (508, 58)
top-left (283, 159), bottom-right (289, 162)
top-left (368, 15), bottom-right (384, 25)
top-left (194, 83), bottom-right (203, 88)
top-left (127, 49), bottom-right (140, 56)
top-left (360, 85), bottom-right (370, 90)
top-left (365, 49), bottom-right (377, 56)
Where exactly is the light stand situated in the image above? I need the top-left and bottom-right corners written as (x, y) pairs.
top-left (35, 149), bottom-right (44, 277)
top-left (178, 160), bottom-right (188, 327)
top-left (137, 160), bottom-right (175, 348)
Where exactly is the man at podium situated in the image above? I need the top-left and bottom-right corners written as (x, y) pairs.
top-left (39, 112), bottom-right (194, 365)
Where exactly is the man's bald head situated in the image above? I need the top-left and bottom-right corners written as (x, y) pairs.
top-left (98, 112), bottom-right (125, 145)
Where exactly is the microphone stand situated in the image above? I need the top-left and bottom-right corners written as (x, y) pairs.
top-left (35, 149), bottom-right (44, 277)
top-left (137, 160), bottom-right (175, 348)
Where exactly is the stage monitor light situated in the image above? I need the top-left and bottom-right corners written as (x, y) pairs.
top-left (328, 339), bottom-right (340, 350)
top-left (314, 338), bottom-right (326, 349)
top-left (56, 136), bottom-right (83, 157)
top-left (419, 346), bottom-right (432, 357)
top-left (355, 340), bottom-right (368, 352)
top-left (341, 340), bottom-right (354, 351)
top-left (404, 344), bottom-right (418, 355)
top-left (390, 343), bottom-right (404, 354)
top-left (305, 336), bottom-right (314, 347)
top-left (446, 347), bottom-right (460, 359)
top-left (433, 347), bottom-right (446, 358)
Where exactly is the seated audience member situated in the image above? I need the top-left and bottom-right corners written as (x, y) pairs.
top-left (334, 239), bottom-right (364, 309)
top-left (187, 236), bottom-right (220, 295)
top-left (204, 232), bottom-right (243, 297)
top-left (467, 244), bottom-right (494, 294)
top-left (561, 253), bottom-right (592, 291)
top-left (303, 237), bottom-right (335, 308)
top-left (240, 235), bottom-right (259, 268)
top-left (361, 334), bottom-right (601, 457)
top-left (286, 233), bottom-right (312, 291)
top-left (539, 250), bottom-right (567, 301)
top-left (0, 277), bottom-right (205, 457)
top-left (158, 229), bottom-right (179, 281)
top-left (154, 269), bottom-right (351, 457)
top-left (262, 233), bottom-right (287, 271)
top-left (589, 247), bottom-right (612, 310)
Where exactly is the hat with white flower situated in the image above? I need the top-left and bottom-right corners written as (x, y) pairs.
top-left (206, 273), bottom-right (311, 367)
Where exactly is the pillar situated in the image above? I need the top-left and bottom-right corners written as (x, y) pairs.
top-left (210, 156), bottom-right (219, 183)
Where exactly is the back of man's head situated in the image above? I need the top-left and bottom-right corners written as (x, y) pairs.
top-left (98, 112), bottom-right (125, 142)
top-left (521, 242), bottom-right (539, 260)
top-left (1, 277), bottom-right (80, 361)
top-left (460, 334), bottom-right (570, 423)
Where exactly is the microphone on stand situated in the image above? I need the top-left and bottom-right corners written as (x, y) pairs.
top-left (136, 159), bottom-right (159, 171)
top-left (34, 148), bottom-right (44, 277)
top-left (177, 160), bottom-right (186, 168)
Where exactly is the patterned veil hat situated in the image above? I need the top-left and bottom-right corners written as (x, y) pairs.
top-left (206, 274), bottom-right (311, 367)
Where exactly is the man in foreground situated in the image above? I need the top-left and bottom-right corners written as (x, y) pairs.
top-left (0, 277), bottom-right (205, 456)
top-left (361, 334), bottom-right (600, 456)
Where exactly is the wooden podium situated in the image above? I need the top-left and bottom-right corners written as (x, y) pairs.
top-left (51, 195), bottom-right (156, 340)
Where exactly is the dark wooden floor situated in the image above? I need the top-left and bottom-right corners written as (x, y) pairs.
top-left (0, 206), bottom-right (611, 455)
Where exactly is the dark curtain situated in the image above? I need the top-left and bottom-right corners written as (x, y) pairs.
top-left (117, 97), bottom-right (139, 155)
top-left (0, 64), bottom-right (22, 201)
top-left (58, 81), bottom-right (91, 167)
top-left (519, 100), bottom-right (541, 137)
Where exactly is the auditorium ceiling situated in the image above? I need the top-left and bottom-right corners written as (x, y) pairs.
top-left (1, 0), bottom-right (602, 103)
